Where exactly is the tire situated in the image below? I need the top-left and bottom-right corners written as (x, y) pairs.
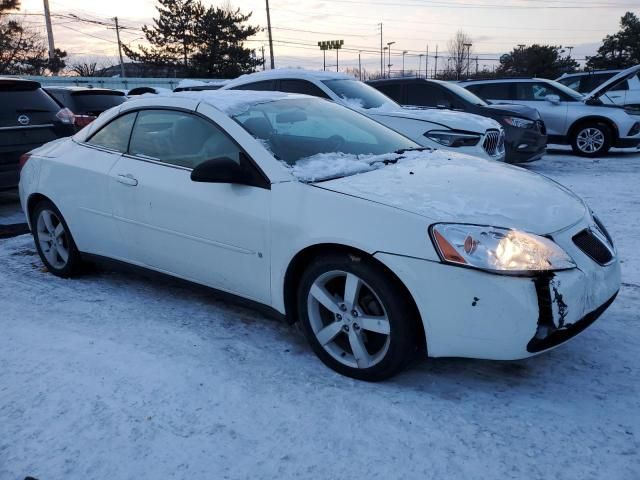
top-left (571, 122), bottom-right (612, 157)
top-left (297, 252), bottom-right (419, 381)
top-left (31, 199), bottom-right (83, 277)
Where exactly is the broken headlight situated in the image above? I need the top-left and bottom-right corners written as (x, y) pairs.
top-left (431, 224), bottom-right (576, 273)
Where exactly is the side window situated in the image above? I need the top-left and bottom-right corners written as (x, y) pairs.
top-left (560, 77), bottom-right (581, 92)
top-left (86, 112), bottom-right (137, 152)
top-left (230, 80), bottom-right (276, 91)
top-left (278, 79), bottom-right (330, 99)
top-left (610, 79), bottom-right (629, 91)
top-left (468, 83), bottom-right (512, 101)
top-left (516, 82), bottom-right (560, 101)
top-left (375, 84), bottom-right (402, 102)
top-left (129, 110), bottom-right (241, 169)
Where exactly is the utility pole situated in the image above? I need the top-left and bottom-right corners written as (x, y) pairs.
top-left (425, 45), bottom-right (429, 79)
top-left (464, 43), bottom-right (472, 78)
top-left (358, 51), bottom-right (362, 80)
top-left (434, 44), bottom-right (439, 78)
top-left (402, 50), bottom-right (407, 77)
top-left (418, 54), bottom-right (424, 78)
top-left (265, 0), bottom-right (275, 69)
top-left (475, 56), bottom-right (479, 75)
top-left (386, 41), bottom-right (395, 77)
top-left (566, 46), bottom-right (574, 58)
top-left (114, 17), bottom-right (126, 78)
top-left (378, 23), bottom-right (383, 79)
top-left (42, 0), bottom-right (56, 61)
top-left (261, 45), bottom-right (265, 70)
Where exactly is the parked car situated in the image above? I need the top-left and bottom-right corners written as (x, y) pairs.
top-left (20, 91), bottom-right (620, 380)
top-left (173, 79), bottom-right (228, 92)
top-left (460, 66), bottom-right (640, 157)
top-left (127, 86), bottom-right (174, 96)
top-left (221, 69), bottom-right (506, 161)
top-left (367, 77), bottom-right (547, 163)
top-left (0, 78), bottom-right (75, 190)
top-left (44, 87), bottom-right (126, 128)
top-left (557, 69), bottom-right (640, 109)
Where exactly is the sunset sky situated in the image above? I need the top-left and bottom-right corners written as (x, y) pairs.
top-left (17, 0), bottom-right (639, 74)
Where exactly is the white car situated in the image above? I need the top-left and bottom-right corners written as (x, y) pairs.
top-left (557, 68), bottom-right (640, 109)
top-left (19, 91), bottom-right (620, 380)
top-left (221, 69), bottom-right (506, 161)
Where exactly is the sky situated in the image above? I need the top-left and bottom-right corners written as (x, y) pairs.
top-left (16, 0), bottom-right (640, 75)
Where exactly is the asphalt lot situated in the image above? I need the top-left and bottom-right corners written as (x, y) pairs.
top-left (1, 148), bottom-right (639, 479)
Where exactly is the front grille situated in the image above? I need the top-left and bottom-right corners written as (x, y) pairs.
top-left (483, 129), bottom-right (505, 157)
top-left (573, 229), bottom-right (613, 265)
top-left (536, 120), bottom-right (547, 135)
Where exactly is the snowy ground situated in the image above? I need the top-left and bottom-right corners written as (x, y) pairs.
top-left (1, 150), bottom-right (639, 480)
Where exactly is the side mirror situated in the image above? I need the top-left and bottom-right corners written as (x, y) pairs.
top-left (190, 156), bottom-right (268, 189)
top-left (545, 94), bottom-right (561, 104)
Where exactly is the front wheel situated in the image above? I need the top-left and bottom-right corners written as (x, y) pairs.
top-left (32, 200), bottom-right (83, 277)
top-left (571, 123), bottom-right (612, 157)
top-left (297, 253), bottom-right (418, 381)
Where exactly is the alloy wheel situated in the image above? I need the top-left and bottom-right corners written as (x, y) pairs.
top-left (307, 270), bottom-right (391, 369)
top-left (36, 209), bottom-right (70, 270)
top-left (576, 127), bottom-right (605, 154)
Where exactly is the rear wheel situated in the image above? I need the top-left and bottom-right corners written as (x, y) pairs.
top-left (32, 200), bottom-right (83, 277)
top-left (297, 253), bottom-right (418, 381)
top-left (571, 122), bottom-right (612, 157)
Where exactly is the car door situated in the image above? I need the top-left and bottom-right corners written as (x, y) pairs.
top-left (512, 82), bottom-right (569, 137)
top-left (108, 108), bottom-right (272, 303)
top-left (61, 111), bottom-right (137, 259)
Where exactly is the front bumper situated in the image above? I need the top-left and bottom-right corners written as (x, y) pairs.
top-left (375, 219), bottom-right (621, 360)
top-left (504, 125), bottom-right (547, 164)
top-left (614, 137), bottom-right (640, 148)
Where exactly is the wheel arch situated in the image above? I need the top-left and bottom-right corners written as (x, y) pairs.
top-left (26, 192), bottom-right (55, 227)
top-left (282, 243), bottom-right (426, 350)
top-left (568, 115), bottom-right (619, 142)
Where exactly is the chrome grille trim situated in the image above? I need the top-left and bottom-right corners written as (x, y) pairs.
top-left (483, 129), bottom-right (506, 157)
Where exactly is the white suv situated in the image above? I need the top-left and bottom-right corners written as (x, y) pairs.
top-left (557, 69), bottom-right (640, 109)
top-left (222, 69), bottom-right (506, 161)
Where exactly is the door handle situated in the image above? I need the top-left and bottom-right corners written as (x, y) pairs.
top-left (116, 174), bottom-right (138, 186)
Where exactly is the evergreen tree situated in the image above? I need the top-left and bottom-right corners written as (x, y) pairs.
top-left (497, 45), bottom-right (578, 79)
top-left (587, 12), bottom-right (640, 70)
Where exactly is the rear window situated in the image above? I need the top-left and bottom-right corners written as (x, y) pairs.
top-left (466, 83), bottom-right (513, 101)
top-left (71, 92), bottom-right (126, 115)
top-left (0, 86), bottom-right (61, 127)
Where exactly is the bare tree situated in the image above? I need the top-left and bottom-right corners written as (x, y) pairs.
top-left (69, 57), bottom-right (115, 77)
top-left (447, 30), bottom-right (473, 80)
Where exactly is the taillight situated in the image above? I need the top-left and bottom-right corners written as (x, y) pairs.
top-left (56, 107), bottom-right (75, 125)
top-left (75, 114), bottom-right (97, 128)
top-left (18, 153), bottom-right (31, 172)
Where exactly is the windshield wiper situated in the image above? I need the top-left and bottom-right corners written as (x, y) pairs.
top-left (393, 147), bottom-right (430, 155)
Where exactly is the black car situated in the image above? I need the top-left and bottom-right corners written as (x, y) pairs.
top-left (44, 87), bottom-right (126, 128)
top-left (368, 78), bottom-right (548, 163)
top-left (0, 78), bottom-right (76, 190)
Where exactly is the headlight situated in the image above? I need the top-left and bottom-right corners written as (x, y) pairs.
top-left (430, 223), bottom-right (576, 273)
top-left (424, 130), bottom-right (481, 147)
top-left (502, 116), bottom-right (535, 128)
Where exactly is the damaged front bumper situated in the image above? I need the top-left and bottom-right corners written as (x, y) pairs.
top-left (374, 219), bottom-right (621, 360)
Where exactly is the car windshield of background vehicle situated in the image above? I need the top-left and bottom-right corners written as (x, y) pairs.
top-left (442, 82), bottom-right (489, 106)
top-left (322, 79), bottom-right (400, 110)
top-left (233, 97), bottom-right (420, 181)
top-left (547, 80), bottom-right (585, 101)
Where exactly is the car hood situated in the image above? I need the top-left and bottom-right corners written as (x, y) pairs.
top-left (481, 103), bottom-right (541, 120)
top-left (584, 64), bottom-right (640, 102)
top-left (313, 151), bottom-right (587, 234)
top-left (365, 105), bottom-right (501, 133)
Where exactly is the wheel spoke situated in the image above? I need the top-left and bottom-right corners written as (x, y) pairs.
top-left (56, 242), bottom-right (69, 263)
top-left (310, 283), bottom-right (341, 314)
top-left (343, 273), bottom-right (361, 308)
top-left (348, 328), bottom-right (370, 368)
top-left (43, 243), bottom-right (58, 264)
top-left (41, 210), bottom-right (56, 234)
top-left (358, 315), bottom-right (391, 335)
top-left (54, 222), bottom-right (65, 239)
top-left (316, 322), bottom-right (343, 346)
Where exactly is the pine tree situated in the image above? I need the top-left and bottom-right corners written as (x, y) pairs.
top-left (587, 12), bottom-right (640, 70)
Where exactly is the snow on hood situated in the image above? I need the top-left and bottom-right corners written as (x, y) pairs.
top-left (584, 64), bottom-right (640, 102)
top-left (368, 106), bottom-right (502, 133)
top-left (313, 150), bottom-right (587, 234)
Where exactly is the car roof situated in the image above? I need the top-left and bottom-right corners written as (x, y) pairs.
top-left (224, 68), bottom-right (353, 88)
top-left (459, 78), bottom-right (554, 85)
top-left (44, 86), bottom-right (124, 95)
top-left (0, 77), bottom-right (41, 89)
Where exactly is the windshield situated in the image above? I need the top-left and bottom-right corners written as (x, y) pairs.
top-left (322, 79), bottom-right (400, 110)
top-left (440, 81), bottom-right (488, 106)
top-left (233, 97), bottom-right (419, 180)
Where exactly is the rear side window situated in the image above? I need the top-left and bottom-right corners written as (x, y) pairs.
top-left (581, 73), bottom-right (616, 92)
top-left (467, 83), bottom-right (512, 101)
top-left (374, 84), bottom-right (402, 102)
top-left (129, 110), bottom-right (241, 169)
top-left (0, 85), bottom-right (61, 127)
top-left (86, 112), bottom-right (137, 152)
top-left (406, 84), bottom-right (455, 108)
top-left (230, 80), bottom-right (276, 91)
top-left (278, 79), bottom-right (330, 99)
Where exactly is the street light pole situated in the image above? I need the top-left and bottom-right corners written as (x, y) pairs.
top-left (265, 0), bottom-right (275, 69)
top-left (358, 51), bottom-right (362, 80)
top-left (402, 50), bottom-right (408, 76)
top-left (383, 47), bottom-right (388, 78)
top-left (386, 41), bottom-right (395, 77)
top-left (418, 54), bottom-right (424, 78)
top-left (463, 43), bottom-right (472, 78)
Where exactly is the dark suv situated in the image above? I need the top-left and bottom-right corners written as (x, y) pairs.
top-left (44, 87), bottom-right (126, 128)
top-left (0, 78), bottom-right (75, 190)
top-left (368, 77), bottom-right (547, 163)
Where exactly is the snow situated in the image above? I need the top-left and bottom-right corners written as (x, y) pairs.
top-left (169, 90), bottom-right (307, 116)
top-left (1, 150), bottom-right (640, 479)
top-left (176, 79), bottom-right (228, 88)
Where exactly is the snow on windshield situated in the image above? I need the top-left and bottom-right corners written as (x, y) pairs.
top-left (286, 149), bottom-right (435, 182)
